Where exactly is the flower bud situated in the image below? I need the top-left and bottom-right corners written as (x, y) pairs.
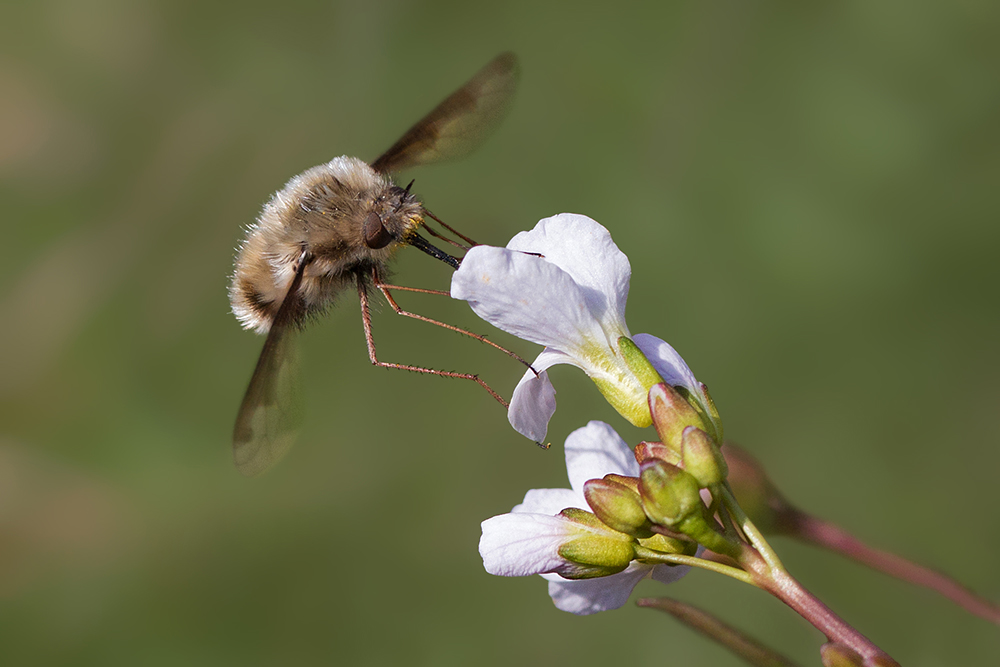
top-left (648, 383), bottom-right (708, 453)
top-left (555, 509), bottom-right (635, 578)
top-left (584, 477), bottom-right (653, 538)
top-left (634, 441), bottom-right (682, 466)
top-left (639, 459), bottom-right (703, 528)
top-left (602, 473), bottom-right (640, 492)
top-left (637, 533), bottom-right (698, 558)
top-left (681, 426), bottom-right (728, 487)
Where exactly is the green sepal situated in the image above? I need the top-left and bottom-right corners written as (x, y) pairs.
top-left (618, 336), bottom-right (665, 391)
top-left (557, 534), bottom-right (635, 575)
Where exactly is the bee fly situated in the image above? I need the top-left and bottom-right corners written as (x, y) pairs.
top-left (230, 53), bottom-right (526, 477)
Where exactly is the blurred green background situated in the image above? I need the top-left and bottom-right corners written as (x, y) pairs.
top-left (2, 1), bottom-right (998, 665)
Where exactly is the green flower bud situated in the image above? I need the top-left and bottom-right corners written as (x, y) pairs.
top-left (639, 459), bottom-right (703, 528)
top-left (636, 532), bottom-right (698, 558)
top-left (584, 477), bottom-right (653, 538)
top-left (648, 383), bottom-right (708, 453)
top-left (602, 473), bottom-right (640, 492)
top-left (681, 426), bottom-right (729, 487)
top-left (634, 441), bottom-right (682, 466)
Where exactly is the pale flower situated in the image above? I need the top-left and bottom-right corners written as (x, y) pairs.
top-left (451, 213), bottom-right (700, 443)
top-left (479, 421), bottom-right (693, 615)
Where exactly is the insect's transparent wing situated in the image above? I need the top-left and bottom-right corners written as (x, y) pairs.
top-left (232, 319), bottom-right (302, 477)
top-left (371, 52), bottom-right (519, 174)
top-left (232, 256), bottom-right (308, 477)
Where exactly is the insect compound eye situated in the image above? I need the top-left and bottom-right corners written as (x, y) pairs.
top-left (362, 211), bottom-right (393, 249)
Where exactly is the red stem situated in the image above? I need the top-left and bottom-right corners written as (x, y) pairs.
top-left (789, 511), bottom-right (1000, 626)
top-left (739, 546), bottom-right (900, 667)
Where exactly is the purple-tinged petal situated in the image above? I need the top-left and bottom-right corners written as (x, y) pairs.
top-left (508, 349), bottom-right (576, 443)
top-left (479, 514), bottom-right (577, 577)
top-left (564, 421), bottom-right (639, 495)
top-left (543, 563), bottom-right (651, 615)
top-left (633, 333), bottom-right (699, 395)
top-left (649, 563), bottom-right (693, 586)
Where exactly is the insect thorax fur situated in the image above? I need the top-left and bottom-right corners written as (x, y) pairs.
top-left (230, 156), bottom-right (424, 334)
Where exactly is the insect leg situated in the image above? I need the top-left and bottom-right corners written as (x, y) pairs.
top-left (357, 274), bottom-right (511, 408)
top-left (421, 220), bottom-right (469, 251)
top-left (424, 209), bottom-right (478, 246)
top-left (373, 270), bottom-right (535, 373)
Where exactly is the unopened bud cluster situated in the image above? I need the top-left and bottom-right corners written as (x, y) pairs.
top-left (557, 478), bottom-right (701, 574)
top-left (553, 382), bottom-right (739, 574)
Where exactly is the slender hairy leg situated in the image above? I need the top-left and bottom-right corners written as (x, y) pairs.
top-left (372, 269), bottom-right (536, 372)
top-left (422, 221), bottom-right (469, 251)
top-left (357, 274), bottom-right (510, 408)
top-left (424, 209), bottom-right (477, 247)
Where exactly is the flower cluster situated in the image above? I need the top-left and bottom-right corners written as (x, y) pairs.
top-left (479, 420), bottom-right (699, 615)
top-left (450, 214), bottom-right (912, 666)
top-left (453, 214), bottom-right (731, 614)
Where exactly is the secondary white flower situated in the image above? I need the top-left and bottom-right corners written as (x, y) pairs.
top-left (451, 213), bottom-right (700, 442)
top-left (479, 421), bottom-right (693, 615)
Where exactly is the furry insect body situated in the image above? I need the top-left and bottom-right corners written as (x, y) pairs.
top-left (230, 156), bottom-right (424, 334)
top-left (229, 53), bottom-right (521, 477)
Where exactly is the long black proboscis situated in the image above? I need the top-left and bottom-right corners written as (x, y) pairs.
top-left (408, 233), bottom-right (461, 270)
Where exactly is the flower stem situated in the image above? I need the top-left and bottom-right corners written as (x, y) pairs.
top-left (789, 510), bottom-right (1000, 626)
top-left (632, 547), bottom-right (759, 587)
top-left (720, 484), bottom-right (785, 571)
top-left (718, 485), bottom-right (900, 665)
top-left (739, 542), bottom-right (901, 667)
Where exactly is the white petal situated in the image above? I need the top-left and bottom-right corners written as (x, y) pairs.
top-left (632, 333), bottom-right (699, 395)
top-left (564, 421), bottom-right (639, 496)
top-left (543, 563), bottom-right (651, 615)
top-left (506, 214), bottom-right (632, 336)
top-left (507, 349), bottom-right (576, 443)
top-left (479, 513), bottom-right (575, 577)
top-left (513, 488), bottom-right (583, 515)
top-left (451, 246), bottom-right (608, 352)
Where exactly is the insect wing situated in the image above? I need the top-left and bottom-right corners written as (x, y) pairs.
top-left (232, 255), bottom-right (309, 477)
top-left (232, 319), bottom-right (303, 477)
top-left (370, 52), bottom-right (519, 174)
